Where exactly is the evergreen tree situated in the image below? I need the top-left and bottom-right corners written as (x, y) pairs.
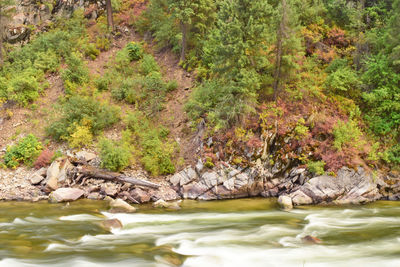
top-left (0, 0), bottom-right (14, 65)
top-left (387, 0), bottom-right (400, 71)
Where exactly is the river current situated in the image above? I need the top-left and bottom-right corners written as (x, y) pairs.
top-left (0, 199), bottom-right (399, 267)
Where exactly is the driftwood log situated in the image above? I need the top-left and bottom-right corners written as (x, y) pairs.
top-left (69, 165), bottom-right (160, 189)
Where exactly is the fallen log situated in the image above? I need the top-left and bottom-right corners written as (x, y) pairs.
top-left (70, 166), bottom-right (160, 189)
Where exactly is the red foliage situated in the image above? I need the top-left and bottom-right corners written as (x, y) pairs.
top-left (34, 149), bottom-right (54, 169)
top-left (325, 27), bottom-right (349, 48)
top-left (247, 136), bottom-right (263, 148)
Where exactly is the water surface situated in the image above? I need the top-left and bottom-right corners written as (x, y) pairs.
top-left (0, 199), bottom-right (399, 266)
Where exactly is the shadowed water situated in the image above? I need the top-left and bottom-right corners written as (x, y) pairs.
top-left (0, 199), bottom-right (399, 266)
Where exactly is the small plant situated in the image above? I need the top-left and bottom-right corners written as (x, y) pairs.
top-left (166, 80), bottom-right (178, 92)
top-left (126, 42), bottom-right (143, 61)
top-left (140, 54), bottom-right (160, 75)
top-left (99, 138), bottom-right (132, 172)
top-left (4, 134), bottom-right (43, 168)
top-left (34, 148), bottom-right (55, 169)
top-left (333, 120), bottom-right (364, 151)
top-left (307, 160), bottom-right (326, 175)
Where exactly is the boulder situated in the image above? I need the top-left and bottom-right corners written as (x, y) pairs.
top-left (289, 167), bottom-right (381, 205)
top-left (49, 188), bottom-right (85, 203)
top-left (130, 188), bottom-right (151, 203)
top-left (152, 199), bottom-right (181, 210)
top-left (87, 192), bottom-right (102, 200)
top-left (101, 183), bottom-right (119, 197)
top-left (100, 219), bottom-right (123, 231)
top-left (76, 151), bottom-right (97, 162)
top-left (29, 173), bottom-right (45, 185)
top-left (107, 197), bottom-right (136, 213)
top-left (45, 161), bottom-right (61, 191)
top-left (278, 195), bottom-right (293, 211)
top-left (302, 235), bottom-right (322, 244)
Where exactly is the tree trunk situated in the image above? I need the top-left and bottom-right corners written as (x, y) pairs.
top-left (180, 21), bottom-right (188, 62)
top-left (106, 0), bottom-right (114, 31)
top-left (273, 0), bottom-right (287, 101)
top-left (72, 166), bottom-right (161, 189)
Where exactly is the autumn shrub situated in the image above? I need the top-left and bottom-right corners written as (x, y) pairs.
top-left (3, 134), bottom-right (43, 168)
top-left (67, 123), bottom-right (93, 148)
top-left (34, 148), bottom-right (55, 169)
top-left (99, 138), bottom-right (132, 172)
top-left (126, 111), bottom-right (175, 175)
top-left (46, 95), bottom-right (121, 141)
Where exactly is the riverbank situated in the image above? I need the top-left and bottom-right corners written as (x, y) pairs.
top-left (1, 150), bottom-right (399, 210)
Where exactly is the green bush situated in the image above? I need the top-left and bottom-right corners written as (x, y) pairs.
top-left (8, 74), bottom-right (42, 106)
top-left (3, 134), bottom-right (43, 168)
top-left (140, 54), bottom-right (160, 75)
top-left (33, 50), bottom-right (59, 73)
top-left (126, 42), bottom-right (143, 61)
top-left (387, 144), bottom-right (400, 165)
top-left (126, 111), bottom-right (175, 175)
top-left (99, 138), bottom-right (132, 172)
top-left (95, 75), bottom-right (111, 92)
top-left (166, 80), bottom-right (178, 92)
top-left (46, 96), bottom-right (121, 141)
top-left (307, 160), bottom-right (326, 175)
top-left (61, 52), bottom-right (89, 86)
top-left (83, 42), bottom-right (100, 60)
top-left (333, 120), bottom-right (364, 151)
top-left (324, 66), bottom-right (361, 99)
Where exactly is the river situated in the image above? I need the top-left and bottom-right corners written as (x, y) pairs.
top-left (0, 199), bottom-right (399, 267)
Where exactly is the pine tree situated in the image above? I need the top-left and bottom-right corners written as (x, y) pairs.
top-left (204, 0), bottom-right (273, 93)
top-left (387, 0), bottom-right (400, 71)
top-left (0, 0), bottom-right (14, 65)
top-left (273, 0), bottom-right (303, 99)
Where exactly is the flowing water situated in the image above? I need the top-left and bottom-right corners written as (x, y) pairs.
top-left (0, 198), bottom-right (399, 267)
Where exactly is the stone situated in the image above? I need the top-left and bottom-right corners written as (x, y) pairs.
top-left (130, 188), bottom-right (151, 203)
top-left (195, 159), bottom-right (204, 174)
top-left (182, 183), bottom-right (209, 199)
top-left (45, 161), bottom-right (61, 191)
top-left (29, 173), bottom-right (44, 185)
top-left (152, 199), bottom-right (181, 210)
top-left (107, 197), bottom-right (136, 213)
top-left (291, 190), bottom-right (313, 205)
top-left (101, 183), bottom-right (119, 197)
top-left (76, 151), bottom-right (97, 162)
top-left (169, 172), bottom-right (184, 186)
top-left (100, 219), bottom-right (123, 231)
top-left (49, 188), bottom-right (85, 203)
top-left (278, 195), bottom-right (293, 211)
top-left (201, 171), bottom-right (219, 189)
top-left (223, 178), bottom-right (235, 191)
top-left (87, 192), bottom-right (102, 200)
top-left (181, 167), bottom-right (197, 186)
top-left (58, 159), bottom-right (73, 183)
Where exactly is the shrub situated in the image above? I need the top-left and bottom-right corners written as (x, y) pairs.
top-left (4, 134), bottom-right (43, 168)
top-left (140, 54), bottom-right (160, 75)
top-left (333, 120), bottom-right (364, 151)
top-left (61, 52), bottom-right (89, 86)
top-left (8, 74), bottom-right (41, 106)
top-left (307, 160), bottom-right (326, 175)
top-left (34, 148), bottom-right (55, 169)
top-left (387, 144), bottom-right (400, 165)
top-left (126, 42), bottom-right (143, 61)
top-left (126, 111), bottom-right (175, 175)
top-left (33, 50), bottom-right (59, 73)
top-left (67, 123), bottom-right (93, 148)
top-left (99, 138), bottom-right (132, 172)
top-left (83, 42), bottom-right (100, 60)
top-left (94, 75), bottom-right (111, 92)
top-left (324, 66), bottom-right (361, 99)
top-left (46, 96), bottom-right (121, 141)
top-left (166, 80), bottom-right (178, 92)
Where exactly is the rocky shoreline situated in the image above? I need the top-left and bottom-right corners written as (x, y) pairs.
top-left (1, 150), bottom-right (399, 211)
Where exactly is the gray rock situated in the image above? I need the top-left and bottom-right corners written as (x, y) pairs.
top-left (181, 167), bottom-right (197, 186)
top-left (289, 167), bottom-right (381, 205)
top-left (234, 173), bottom-right (249, 189)
top-left (169, 172), bottom-right (184, 186)
top-left (182, 183), bottom-right (209, 199)
top-left (223, 178), bottom-right (235, 191)
top-left (107, 197), bottom-right (136, 213)
top-left (278, 195), bottom-right (293, 210)
top-left (76, 151), bottom-right (97, 162)
top-left (49, 188), bottom-right (85, 203)
top-left (29, 173), bottom-right (45, 185)
top-left (45, 161), bottom-right (61, 191)
top-left (101, 183), bottom-right (119, 197)
top-left (195, 159), bottom-right (204, 174)
top-left (201, 171), bottom-right (219, 189)
top-left (87, 192), bottom-right (102, 200)
top-left (130, 188), bottom-right (151, 203)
